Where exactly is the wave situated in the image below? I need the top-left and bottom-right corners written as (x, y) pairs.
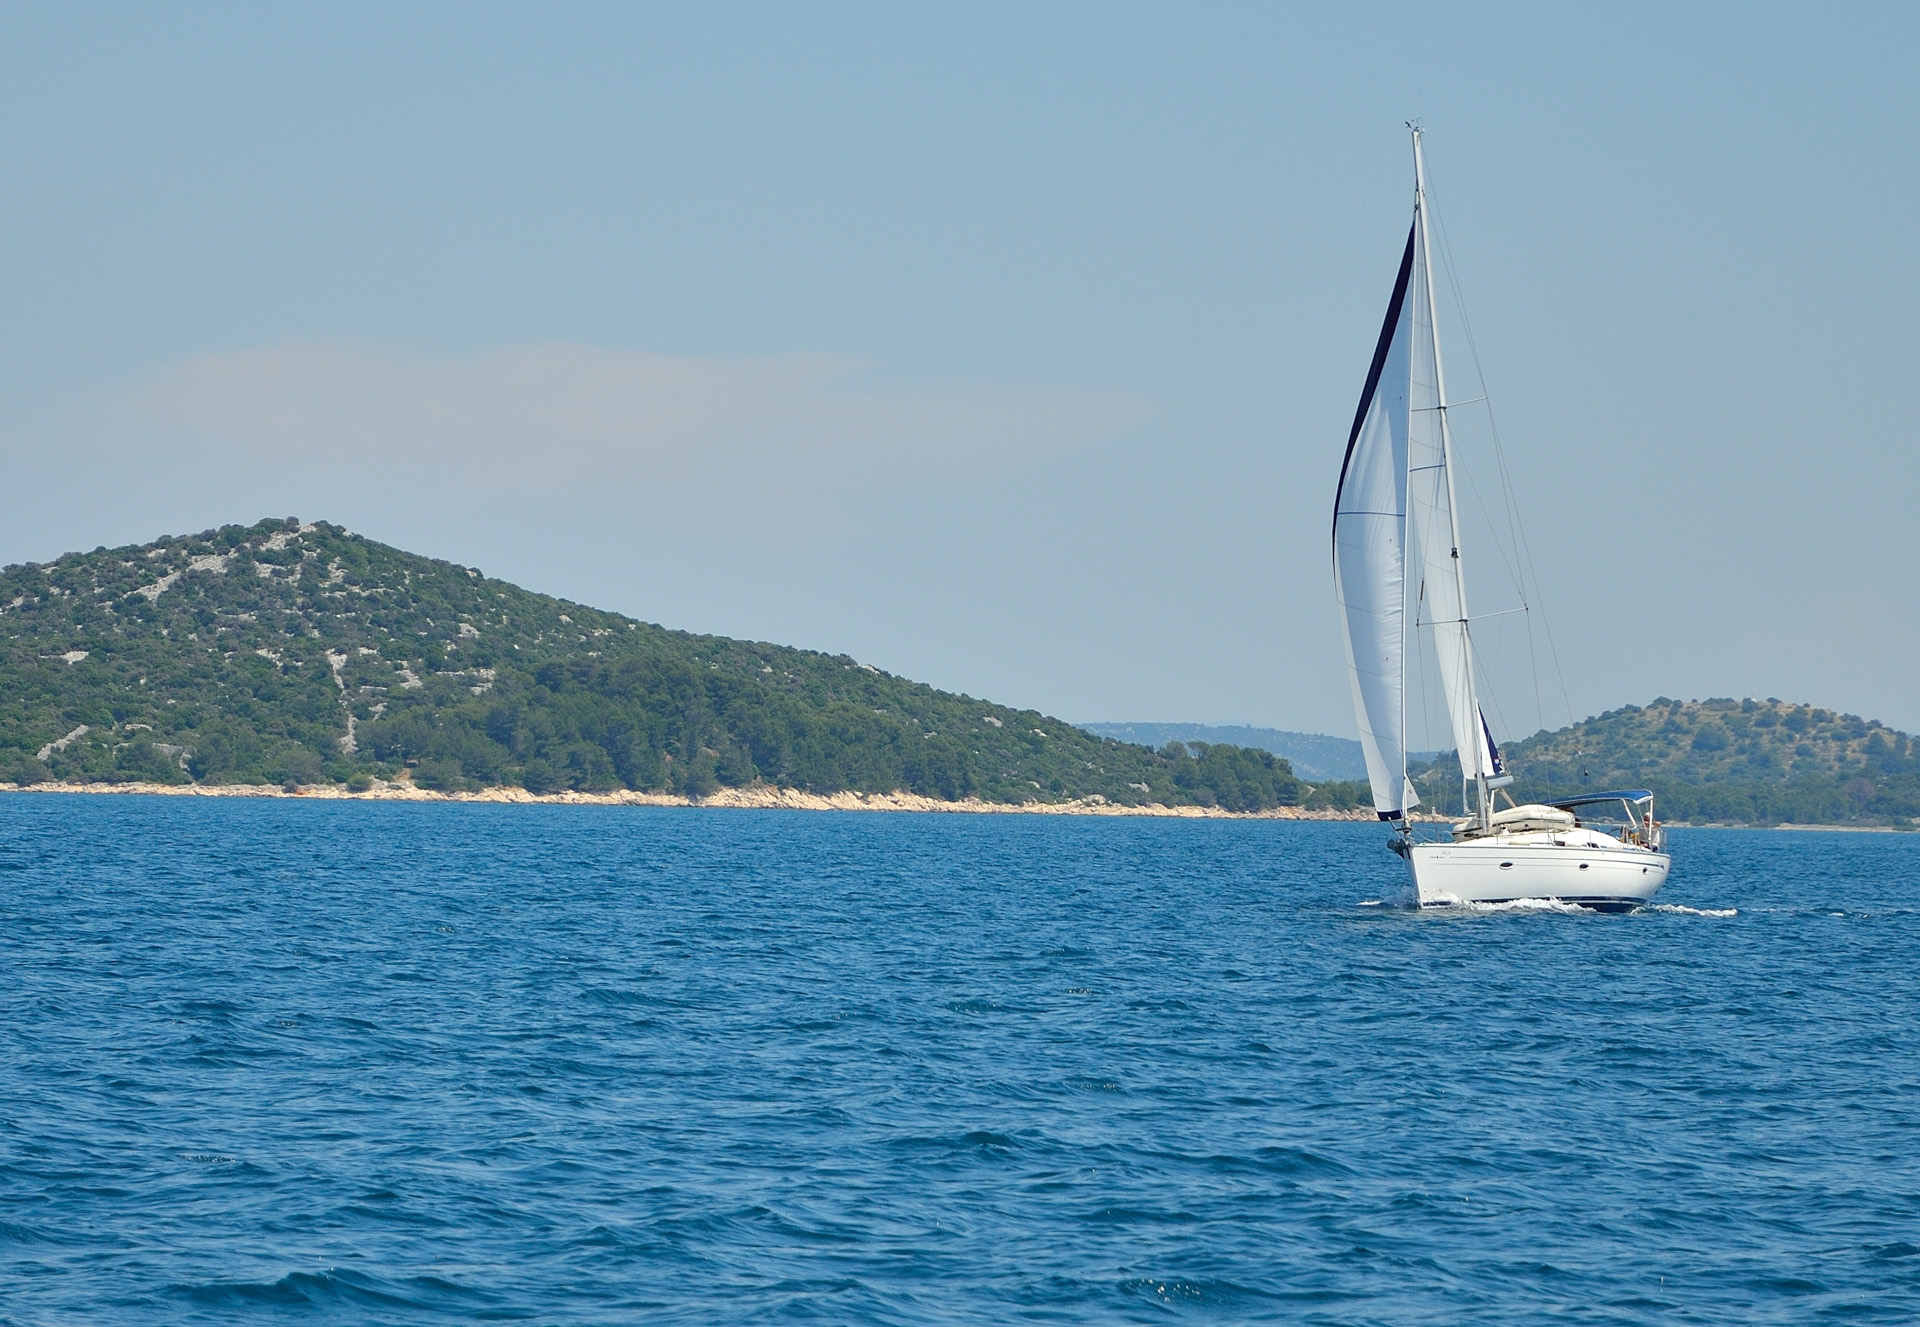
top-left (13, 799), bottom-right (1913, 1324)
top-left (1358, 886), bottom-right (1419, 909)
top-left (170, 1267), bottom-right (496, 1312)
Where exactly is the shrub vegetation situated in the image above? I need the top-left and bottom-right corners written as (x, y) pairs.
top-left (1409, 697), bottom-right (1920, 827)
top-left (0, 519), bottom-right (1345, 811)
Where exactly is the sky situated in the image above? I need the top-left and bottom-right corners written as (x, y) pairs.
top-left (2, 2), bottom-right (1916, 741)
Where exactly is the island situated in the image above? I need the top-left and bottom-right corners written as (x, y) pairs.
top-left (0, 519), bottom-right (1369, 815)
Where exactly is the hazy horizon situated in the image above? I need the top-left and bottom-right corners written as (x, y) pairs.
top-left (3, 4), bottom-right (1915, 738)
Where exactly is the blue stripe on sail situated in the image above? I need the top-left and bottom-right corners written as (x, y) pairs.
top-left (1332, 222), bottom-right (1418, 548)
top-left (1481, 709), bottom-right (1505, 776)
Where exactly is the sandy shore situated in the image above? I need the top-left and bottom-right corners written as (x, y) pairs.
top-left (0, 779), bottom-right (1387, 820)
top-left (13, 782), bottom-right (1899, 827)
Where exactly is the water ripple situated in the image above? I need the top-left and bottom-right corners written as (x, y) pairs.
top-left (1, 800), bottom-right (1916, 1323)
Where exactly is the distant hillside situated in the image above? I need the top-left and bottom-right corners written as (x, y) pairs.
top-left (1412, 698), bottom-right (1920, 826)
top-left (0, 519), bottom-right (1364, 813)
top-left (1077, 723), bottom-right (1370, 782)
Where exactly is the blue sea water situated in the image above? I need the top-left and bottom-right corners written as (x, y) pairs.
top-left (2, 796), bottom-right (1917, 1324)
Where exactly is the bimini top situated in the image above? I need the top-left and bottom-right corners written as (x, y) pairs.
top-left (1548, 790), bottom-right (1654, 809)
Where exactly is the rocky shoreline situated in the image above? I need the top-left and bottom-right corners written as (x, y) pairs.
top-left (0, 779), bottom-right (1389, 820)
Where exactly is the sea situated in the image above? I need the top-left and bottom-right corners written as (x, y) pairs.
top-left (2, 795), bottom-right (1917, 1325)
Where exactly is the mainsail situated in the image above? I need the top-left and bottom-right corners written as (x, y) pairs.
top-left (1404, 132), bottom-right (1499, 782)
top-left (1332, 224), bottom-right (1420, 819)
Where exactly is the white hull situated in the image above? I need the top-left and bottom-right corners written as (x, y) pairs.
top-left (1407, 838), bottom-right (1668, 912)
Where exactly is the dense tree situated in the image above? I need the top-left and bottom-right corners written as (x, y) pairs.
top-left (1408, 698), bottom-right (1920, 827)
top-left (0, 519), bottom-right (1337, 811)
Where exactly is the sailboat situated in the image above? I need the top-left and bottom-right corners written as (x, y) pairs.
top-left (1332, 128), bottom-right (1669, 911)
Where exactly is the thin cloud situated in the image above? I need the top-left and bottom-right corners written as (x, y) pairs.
top-left (101, 342), bottom-right (1150, 507)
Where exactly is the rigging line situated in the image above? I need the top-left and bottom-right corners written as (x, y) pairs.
top-left (1451, 448), bottom-right (1526, 597)
top-left (1423, 152), bottom-right (1575, 731)
top-left (1432, 199), bottom-right (1568, 732)
top-left (1522, 574), bottom-right (1543, 737)
top-left (1416, 605), bottom-right (1531, 627)
top-left (1415, 159), bottom-right (1528, 764)
top-left (1411, 396), bottom-right (1489, 410)
top-left (1418, 197), bottom-right (1526, 608)
top-left (1420, 166), bottom-right (1515, 548)
top-left (1479, 610), bottom-right (1519, 759)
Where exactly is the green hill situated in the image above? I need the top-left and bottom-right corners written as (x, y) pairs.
top-left (1412, 698), bottom-right (1920, 827)
top-left (1075, 723), bottom-right (1370, 782)
top-left (0, 518), bottom-right (1353, 812)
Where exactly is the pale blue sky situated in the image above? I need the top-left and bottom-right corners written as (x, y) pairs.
top-left (3, 3), bottom-right (1916, 738)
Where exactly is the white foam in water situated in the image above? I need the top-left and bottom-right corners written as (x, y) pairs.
top-left (1362, 894), bottom-right (1734, 918)
top-left (1457, 897), bottom-right (1592, 915)
top-left (1357, 886), bottom-right (1419, 911)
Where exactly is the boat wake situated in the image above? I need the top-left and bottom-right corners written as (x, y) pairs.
top-left (1444, 898), bottom-right (1736, 918)
top-left (1360, 894), bottom-right (1593, 915)
top-left (1361, 894), bottom-right (1734, 918)
top-left (1454, 896), bottom-right (1593, 915)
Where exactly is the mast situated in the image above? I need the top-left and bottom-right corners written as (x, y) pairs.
top-left (1410, 127), bottom-right (1490, 829)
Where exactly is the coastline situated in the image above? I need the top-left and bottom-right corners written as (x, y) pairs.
top-left (6, 782), bottom-right (1904, 828)
top-left (0, 779), bottom-right (1387, 820)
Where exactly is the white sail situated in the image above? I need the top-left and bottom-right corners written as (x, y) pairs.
top-left (1404, 137), bottom-right (1499, 781)
top-left (1333, 225), bottom-right (1420, 819)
